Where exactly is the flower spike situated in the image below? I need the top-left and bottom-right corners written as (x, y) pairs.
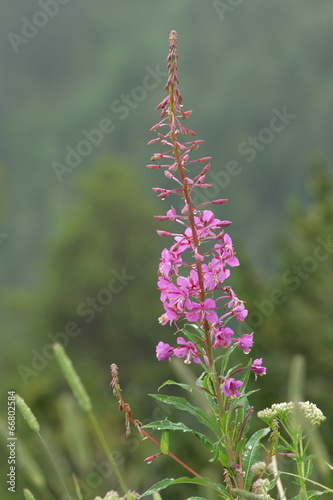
top-left (147, 31), bottom-right (263, 378)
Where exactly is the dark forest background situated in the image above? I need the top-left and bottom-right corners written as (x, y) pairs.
top-left (1, 1), bottom-right (333, 499)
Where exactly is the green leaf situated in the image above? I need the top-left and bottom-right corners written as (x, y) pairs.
top-left (158, 380), bottom-right (192, 393)
top-left (142, 420), bottom-right (214, 452)
top-left (243, 427), bottom-right (270, 490)
top-left (209, 449), bottom-right (229, 467)
top-left (240, 361), bottom-right (252, 390)
top-left (229, 395), bottom-right (251, 438)
top-left (160, 429), bottom-right (169, 454)
top-left (181, 324), bottom-right (205, 339)
top-left (219, 343), bottom-right (238, 375)
top-left (149, 394), bottom-right (218, 434)
top-left (185, 497), bottom-right (208, 500)
top-left (209, 444), bottom-right (222, 463)
top-left (267, 472), bottom-right (281, 491)
top-left (196, 374), bottom-right (215, 400)
top-left (308, 491), bottom-right (326, 499)
top-left (304, 455), bottom-right (314, 478)
top-left (290, 492), bottom-right (319, 500)
top-left (139, 476), bottom-right (229, 498)
top-left (143, 420), bottom-right (191, 432)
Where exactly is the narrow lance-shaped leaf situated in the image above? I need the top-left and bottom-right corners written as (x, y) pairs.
top-left (149, 394), bottom-right (218, 434)
top-left (158, 380), bottom-right (192, 393)
top-left (185, 497), bottom-right (208, 500)
top-left (140, 476), bottom-right (229, 499)
top-left (307, 491), bottom-right (326, 499)
top-left (243, 427), bottom-right (270, 490)
top-left (142, 420), bottom-right (214, 452)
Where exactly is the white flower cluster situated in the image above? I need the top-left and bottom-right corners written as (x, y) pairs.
top-left (257, 401), bottom-right (326, 428)
top-left (298, 401), bottom-right (326, 427)
top-left (257, 402), bottom-right (294, 421)
top-left (94, 493), bottom-right (119, 500)
top-left (94, 491), bottom-right (139, 500)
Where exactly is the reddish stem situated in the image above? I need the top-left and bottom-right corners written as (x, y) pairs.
top-left (133, 420), bottom-right (202, 478)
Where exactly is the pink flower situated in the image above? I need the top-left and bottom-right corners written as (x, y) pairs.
top-left (173, 227), bottom-right (194, 253)
top-left (214, 234), bottom-right (239, 268)
top-left (251, 358), bottom-right (266, 376)
top-left (194, 210), bottom-right (231, 238)
top-left (225, 288), bottom-right (248, 321)
top-left (159, 248), bottom-right (183, 277)
top-left (158, 303), bottom-right (181, 325)
top-left (236, 333), bottom-right (254, 354)
top-left (177, 270), bottom-right (200, 297)
top-left (157, 275), bottom-right (173, 301)
top-left (202, 261), bottom-right (230, 291)
top-left (212, 326), bottom-right (234, 349)
top-left (161, 282), bottom-right (190, 313)
top-left (156, 341), bottom-right (174, 361)
top-left (173, 337), bottom-right (201, 364)
top-left (232, 303), bottom-right (248, 321)
top-left (185, 298), bottom-right (218, 324)
top-left (222, 378), bottom-right (243, 398)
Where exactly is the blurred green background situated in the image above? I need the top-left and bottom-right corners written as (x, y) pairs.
top-left (1, 1), bottom-right (333, 499)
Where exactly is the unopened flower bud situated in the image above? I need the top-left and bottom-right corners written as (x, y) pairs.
top-left (151, 153), bottom-right (163, 161)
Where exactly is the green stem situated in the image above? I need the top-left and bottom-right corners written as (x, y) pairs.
top-left (37, 432), bottom-right (71, 500)
top-left (135, 424), bottom-right (202, 478)
top-left (88, 411), bottom-right (128, 495)
top-left (295, 436), bottom-right (308, 499)
top-left (280, 471), bottom-right (333, 494)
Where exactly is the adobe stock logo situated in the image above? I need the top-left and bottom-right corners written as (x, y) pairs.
top-left (235, 233), bottom-right (333, 336)
top-left (17, 268), bottom-right (135, 385)
top-left (51, 64), bottom-right (167, 183)
top-left (183, 106), bottom-right (296, 212)
top-left (59, 459), bottom-right (125, 500)
top-left (213, 0), bottom-right (244, 22)
top-left (237, 107), bottom-right (296, 162)
top-left (0, 233), bottom-right (9, 244)
top-left (7, 0), bottom-right (72, 54)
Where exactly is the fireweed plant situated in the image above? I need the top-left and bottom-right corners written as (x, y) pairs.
top-left (15, 31), bottom-right (331, 500)
top-left (111, 31), bottom-right (331, 500)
